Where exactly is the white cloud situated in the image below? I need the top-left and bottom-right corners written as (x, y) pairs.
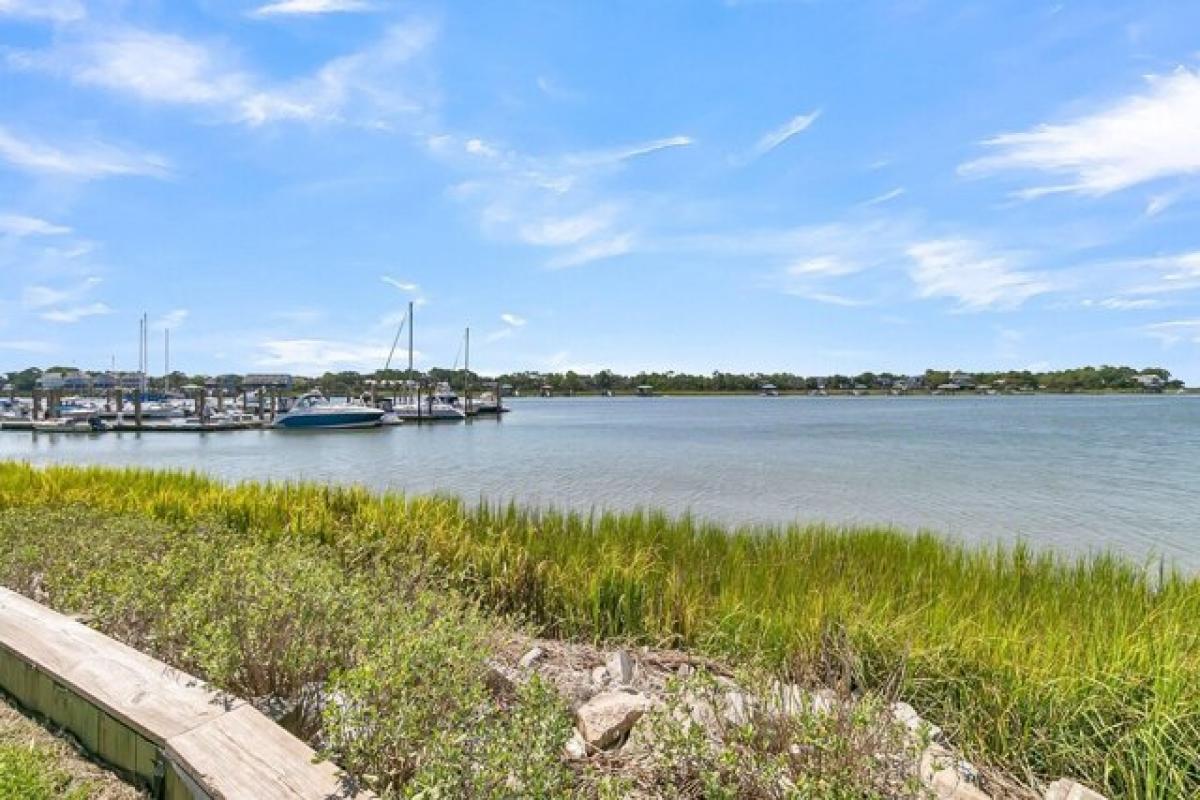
top-left (7, 21), bottom-right (436, 129)
top-left (786, 255), bottom-right (860, 277)
top-left (740, 110), bottom-right (820, 162)
top-left (381, 276), bottom-right (420, 292)
top-left (574, 136), bottom-right (694, 166)
top-left (22, 285), bottom-right (69, 308)
top-left (250, 0), bottom-right (374, 17)
top-left (500, 313), bottom-right (526, 327)
top-left (547, 233), bottom-right (634, 269)
top-left (255, 338), bottom-right (393, 372)
top-left (1144, 194), bottom-right (1174, 217)
top-left (1120, 251), bottom-right (1200, 295)
top-left (41, 302), bottom-right (111, 323)
top-left (484, 328), bottom-right (514, 343)
top-left (1083, 297), bottom-right (1162, 310)
top-left (154, 308), bottom-right (189, 330)
top-left (13, 29), bottom-right (251, 107)
top-left (535, 75), bottom-right (581, 101)
top-left (860, 187), bottom-right (906, 207)
top-left (0, 213), bottom-right (70, 236)
top-left (782, 290), bottom-right (871, 307)
top-left (0, 0), bottom-right (83, 23)
top-left (0, 339), bottom-right (56, 353)
top-left (961, 67), bottom-right (1200, 197)
top-left (907, 239), bottom-right (1052, 310)
top-left (518, 210), bottom-right (613, 246)
top-left (0, 125), bottom-right (170, 179)
top-left (1144, 320), bottom-right (1200, 346)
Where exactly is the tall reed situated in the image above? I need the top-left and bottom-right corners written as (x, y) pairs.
top-left (0, 462), bottom-right (1195, 799)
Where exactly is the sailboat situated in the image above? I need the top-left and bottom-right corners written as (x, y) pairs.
top-left (381, 302), bottom-right (466, 422)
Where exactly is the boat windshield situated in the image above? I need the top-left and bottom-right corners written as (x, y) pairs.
top-left (296, 394), bottom-right (327, 409)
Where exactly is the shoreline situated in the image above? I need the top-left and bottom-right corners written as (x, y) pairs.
top-left (0, 461), bottom-right (1194, 798)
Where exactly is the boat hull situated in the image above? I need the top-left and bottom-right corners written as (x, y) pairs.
top-left (273, 411), bottom-right (383, 429)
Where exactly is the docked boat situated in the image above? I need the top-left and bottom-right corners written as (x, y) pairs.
top-left (470, 391), bottom-right (508, 414)
top-left (31, 417), bottom-right (108, 434)
top-left (388, 398), bottom-right (466, 422)
top-left (272, 392), bottom-right (384, 429)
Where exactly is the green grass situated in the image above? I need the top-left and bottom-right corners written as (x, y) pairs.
top-left (0, 461), bottom-right (1196, 798)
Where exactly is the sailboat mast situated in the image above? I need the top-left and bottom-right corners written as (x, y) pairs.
top-left (164, 329), bottom-right (170, 392)
top-left (463, 326), bottom-right (470, 410)
top-left (407, 300), bottom-right (414, 377)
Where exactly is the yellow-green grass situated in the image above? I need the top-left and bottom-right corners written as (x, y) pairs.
top-left (1, 697), bottom-right (143, 799)
top-left (0, 461), bottom-right (1195, 799)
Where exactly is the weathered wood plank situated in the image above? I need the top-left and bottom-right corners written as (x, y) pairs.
top-left (0, 588), bottom-right (374, 799)
top-left (0, 588), bottom-right (238, 741)
top-left (167, 705), bottom-right (361, 800)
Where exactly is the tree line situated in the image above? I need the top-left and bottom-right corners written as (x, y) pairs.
top-left (4, 364), bottom-right (1183, 395)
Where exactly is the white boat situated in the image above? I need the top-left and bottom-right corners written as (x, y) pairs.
top-left (389, 398), bottom-right (466, 421)
top-left (273, 392), bottom-right (384, 429)
top-left (470, 391), bottom-right (508, 414)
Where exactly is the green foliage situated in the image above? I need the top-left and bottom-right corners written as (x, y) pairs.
top-left (0, 463), bottom-right (1197, 798)
top-left (0, 743), bottom-right (92, 800)
top-left (631, 672), bottom-right (923, 799)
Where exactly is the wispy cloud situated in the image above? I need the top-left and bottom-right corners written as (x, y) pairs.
top-left (439, 132), bottom-right (690, 269)
top-left (0, 125), bottom-right (169, 179)
top-left (1082, 297), bottom-right (1163, 311)
top-left (518, 209), bottom-right (613, 247)
top-left (0, 339), bottom-right (56, 354)
top-left (255, 338), bottom-right (392, 372)
top-left (21, 277), bottom-right (100, 309)
top-left (738, 109), bottom-right (820, 163)
top-left (7, 21), bottom-right (437, 129)
top-left (40, 302), bottom-right (112, 323)
top-left (0, 0), bottom-right (83, 23)
top-left (153, 308), bottom-right (188, 330)
top-left (860, 187), bottom-right (906, 207)
top-left (485, 313), bottom-right (527, 343)
top-left (250, 0), bottom-right (375, 18)
top-left (0, 213), bottom-right (70, 237)
top-left (1144, 319), bottom-right (1200, 346)
top-left (960, 67), bottom-right (1200, 197)
top-left (535, 75), bottom-right (581, 102)
top-left (907, 239), bottom-right (1052, 310)
top-left (381, 276), bottom-right (420, 293)
top-left (547, 233), bottom-right (634, 269)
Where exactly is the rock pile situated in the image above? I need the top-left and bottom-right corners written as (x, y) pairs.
top-left (497, 636), bottom-right (1109, 800)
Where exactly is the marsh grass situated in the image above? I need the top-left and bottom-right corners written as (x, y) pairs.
top-left (0, 462), bottom-right (1196, 798)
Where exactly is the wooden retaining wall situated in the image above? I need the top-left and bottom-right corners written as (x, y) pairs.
top-left (0, 587), bottom-right (373, 799)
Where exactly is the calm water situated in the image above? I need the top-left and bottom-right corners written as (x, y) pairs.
top-left (3, 395), bottom-right (1198, 567)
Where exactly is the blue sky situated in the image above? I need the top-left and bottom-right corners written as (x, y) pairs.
top-left (2, 0), bottom-right (1199, 381)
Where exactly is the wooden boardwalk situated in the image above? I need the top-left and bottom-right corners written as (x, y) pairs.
top-left (0, 587), bottom-right (373, 799)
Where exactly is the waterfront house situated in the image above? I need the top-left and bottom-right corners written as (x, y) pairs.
top-left (950, 371), bottom-right (977, 390)
top-left (1134, 374), bottom-right (1165, 392)
top-left (636, 385), bottom-right (655, 397)
top-left (243, 373), bottom-right (294, 389)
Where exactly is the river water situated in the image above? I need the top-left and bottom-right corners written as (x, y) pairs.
top-left (3, 395), bottom-right (1198, 567)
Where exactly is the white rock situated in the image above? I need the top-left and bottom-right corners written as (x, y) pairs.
top-left (677, 662), bottom-right (694, 678)
top-left (722, 690), bottom-right (757, 726)
top-left (1044, 779), bottom-right (1108, 800)
top-left (606, 649), bottom-right (636, 684)
top-left (591, 665), bottom-right (609, 686)
top-left (920, 744), bottom-right (990, 800)
top-left (575, 690), bottom-right (653, 750)
top-left (563, 731), bottom-right (589, 760)
top-left (518, 646), bottom-right (545, 669)
top-left (893, 700), bottom-right (945, 744)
